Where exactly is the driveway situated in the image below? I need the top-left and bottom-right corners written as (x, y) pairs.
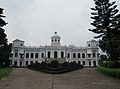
top-left (0, 68), bottom-right (119, 89)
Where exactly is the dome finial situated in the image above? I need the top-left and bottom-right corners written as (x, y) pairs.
top-left (55, 32), bottom-right (57, 34)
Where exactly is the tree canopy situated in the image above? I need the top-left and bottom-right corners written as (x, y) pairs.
top-left (0, 8), bottom-right (11, 67)
top-left (89, 0), bottom-right (120, 62)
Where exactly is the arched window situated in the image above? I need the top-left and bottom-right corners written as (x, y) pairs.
top-left (82, 53), bottom-right (85, 58)
top-left (26, 53), bottom-right (29, 58)
top-left (41, 53), bottom-right (44, 58)
top-left (31, 53), bottom-right (34, 58)
top-left (35, 53), bottom-right (38, 58)
top-left (78, 53), bottom-right (81, 58)
top-left (67, 53), bottom-right (70, 58)
top-left (61, 51), bottom-right (64, 58)
top-left (54, 51), bottom-right (57, 58)
top-left (48, 51), bottom-right (51, 58)
top-left (73, 53), bottom-right (76, 58)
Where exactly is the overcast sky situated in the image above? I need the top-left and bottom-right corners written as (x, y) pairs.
top-left (0, 0), bottom-right (120, 46)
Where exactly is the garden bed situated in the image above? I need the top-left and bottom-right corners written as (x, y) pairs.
top-left (27, 61), bottom-right (83, 74)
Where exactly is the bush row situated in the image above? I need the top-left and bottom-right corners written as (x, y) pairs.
top-left (100, 61), bottom-right (120, 68)
top-left (27, 60), bottom-right (83, 74)
top-left (97, 66), bottom-right (120, 79)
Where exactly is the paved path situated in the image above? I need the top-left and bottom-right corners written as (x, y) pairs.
top-left (0, 68), bottom-right (120, 89)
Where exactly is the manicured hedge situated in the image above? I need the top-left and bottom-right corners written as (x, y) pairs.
top-left (97, 66), bottom-right (120, 79)
top-left (27, 61), bottom-right (83, 74)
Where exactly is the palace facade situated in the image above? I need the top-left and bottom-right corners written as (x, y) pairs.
top-left (11, 32), bottom-right (100, 67)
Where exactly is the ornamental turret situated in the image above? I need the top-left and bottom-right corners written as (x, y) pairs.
top-left (51, 32), bottom-right (61, 46)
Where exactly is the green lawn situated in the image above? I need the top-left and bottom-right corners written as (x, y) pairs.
top-left (0, 68), bottom-right (13, 79)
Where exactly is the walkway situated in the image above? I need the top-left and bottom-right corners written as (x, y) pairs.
top-left (0, 68), bottom-right (120, 89)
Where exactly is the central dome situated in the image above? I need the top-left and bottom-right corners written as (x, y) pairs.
top-left (51, 32), bottom-right (60, 38)
top-left (51, 32), bottom-right (61, 46)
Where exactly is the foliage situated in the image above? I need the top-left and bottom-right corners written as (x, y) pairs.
top-left (0, 8), bottom-right (11, 67)
top-left (97, 66), bottom-right (120, 79)
top-left (99, 35), bottom-right (120, 61)
top-left (62, 61), bottom-right (69, 67)
top-left (27, 61), bottom-right (83, 74)
top-left (100, 61), bottom-right (120, 68)
top-left (89, 0), bottom-right (120, 62)
top-left (40, 61), bottom-right (47, 67)
top-left (50, 60), bottom-right (59, 68)
top-left (0, 68), bottom-right (12, 79)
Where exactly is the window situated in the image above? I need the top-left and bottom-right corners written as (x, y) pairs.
top-left (54, 51), bottom-right (57, 58)
top-left (58, 40), bottom-right (60, 42)
top-left (15, 52), bottom-right (18, 57)
top-left (35, 61), bottom-right (38, 63)
top-left (93, 53), bottom-right (96, 57)
top-left (26, 53), bottom-right (29, 58)
top-left (48, 51), bottom-right (51, 58)
top-left (61, 51), bottom-right (64, 58)
top-left (35, 53), bottom-right (38, 58)
top-left (30, 61), bottom-right (33, 64)
top-left (31, 53), bottom-right (34, 58)
top-left (73, 61), bottom-right (76, 63)
top-left (82, 53), bottom-right (85, 58)
top-left (67, 53), bottom-right (70, 58)
top-left (88, 44), bottom-right (90, 47)
top-left (55, 39), bottom-right (57, 42)
top-left (20, 62), bottom-right (22, 66)
top-left (20, 54), bottom-right (23, 58)
top-left (97, 54), bottom-right (100, 57)
top-left (26, 61), bottom-right (28, 66)
top-left (41, 53), bottom-right (44, 58)
top-left (89, 61), bottom-right (91, 66)
top-left (93, 61), bottom-right (96, 67)
top-left (73, 53), bottom-right (76, 58)
top-left (52, 39), bottom-right (53, 42)
top-left (20, 44), bottom-right (22, 46)
top-left (83, 61), bottom-right (85, 65)
top-left (14, 61), bottom-right (17, 66)
top-left (78, 53), bottom-right (81, 58)
top-left (87, 54), bottom-right (91, 58)
top-left (78, 61), bottom-right (81, 64)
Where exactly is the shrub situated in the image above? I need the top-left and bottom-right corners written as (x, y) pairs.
top-left (62, 61), bottom-right (69, 67)
top-left (27, 60), bottom-right (83, 74)
top-left (97, 66), bottom-right (120, 79)
top-left (41, 61), bottom-right (47, 67)
top-left (100, 61), bottom-right (120, 68)
top-left (50, 60), bottom-right (59, 68)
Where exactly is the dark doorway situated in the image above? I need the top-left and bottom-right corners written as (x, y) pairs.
top-left (14, 61), bottom-right (17, 66)
top-left (61, 51), bottom-right (64, 58)
top-left (78, 61), bottom-right (81, 64)
top-left (89, 61), bottom-right (91, 66)
top-left (26, 61), bottom-right (28, 66)
top-left (48, 51), bottom-right (51, 58)
top-left (20, 61), bottom-right (22, 66)
top-left (93, 61), bottom-right (96, 67)
top-left (54, 51), bottom-right (57, 58)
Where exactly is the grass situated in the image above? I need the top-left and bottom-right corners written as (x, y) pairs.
top-left (97, 66), bottom-right (120, 79)
top-left (0, 68), bottom-right (13, 79)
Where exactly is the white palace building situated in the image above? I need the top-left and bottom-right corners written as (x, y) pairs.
top-left (11, 32), bottom-right (100, 67)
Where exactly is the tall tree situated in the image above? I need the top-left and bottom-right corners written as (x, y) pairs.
top-left (0, 8), bottom-right (10, 66)
top-left (89, 0), bottom-right (120, 62)
top-left (99, 35), bottom-right (120, 61)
